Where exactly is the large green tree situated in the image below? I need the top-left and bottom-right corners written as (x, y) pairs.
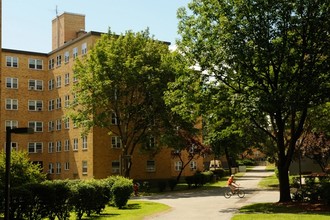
top-left (69, 30), bottom-right (200, 177)
top-left (175, 0), bottom-right (330, 202)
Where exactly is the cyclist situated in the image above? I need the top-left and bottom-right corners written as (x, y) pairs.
top-left (227, 174), bottom-right (239, 193)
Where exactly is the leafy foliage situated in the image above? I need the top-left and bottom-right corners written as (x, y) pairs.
top-left (174, 0), bottom-right (330, 202)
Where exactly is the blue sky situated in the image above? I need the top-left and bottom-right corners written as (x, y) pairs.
top-left (2, 0), bottom-right (191, 53)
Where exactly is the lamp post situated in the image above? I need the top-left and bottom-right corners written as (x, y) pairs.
top-left (4, 127), bottom-right (34, 220)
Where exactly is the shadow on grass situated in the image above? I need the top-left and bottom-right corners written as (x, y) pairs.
top-left (239, 202), bottom-right (330, 215)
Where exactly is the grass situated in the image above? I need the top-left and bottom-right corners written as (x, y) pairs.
top-left (232, 203), bottom-right (330, 220)
top-left (69, 200), bottom-right (170, 220)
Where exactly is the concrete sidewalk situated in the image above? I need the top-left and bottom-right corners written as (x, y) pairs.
top-left (137, 166), bottom-right (279, 220)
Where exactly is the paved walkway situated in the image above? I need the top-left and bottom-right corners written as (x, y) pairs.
top-left (137, 166), bottom-right (279, 220)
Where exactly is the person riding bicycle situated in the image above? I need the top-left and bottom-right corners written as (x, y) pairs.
top-left (227, 174), bottom-right (239, 193)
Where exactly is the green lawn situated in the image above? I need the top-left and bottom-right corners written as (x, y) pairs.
top-left (232, 203), bottom-right (330, 220)
top-left (69, 200), bottom-right (170, 220)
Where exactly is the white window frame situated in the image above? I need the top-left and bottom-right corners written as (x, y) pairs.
top-left (82, 161), bottom-right (88, 175)
top-left (175, 161), bottom-right (183, 171)
top-left (81, 43), bottom-right (87, 55)
top-left (6, 99), bottom-right (18, 110)
top-left (6, 56), bottom-right (18, 67)
top-left (112, 161), bottom-right (120, 173)
top-left (64, 139), bottom-right (70, 151)
top-left (48, 58), bottom-right (54, 69)
top-left (73, 138), bottom-right (78, 151)
top-left (28, 79), bottom-right (43, 91)
top-left (48, 142), bottom-right (54, 153)
top-left (65, 162), bottom-right (70, 170)
top-left (190, 161), bottom-right (197, 170)
top-left (56, 119), bottom-right (62, 130)
top-left (48, 79), bottom-right (54, 90)
top-left (73, 47), bottom-right (78, 59)
top-left (28, 100), bottom-right (43, 111)
top-left (64, 118), bottom-right (70, 129)
top-left (6, 120), bottom-right (18, 129)
top-left (56, 55), bottom-right (62, 67)
top-left (111, 136), bottom-right (122, 148)
top-left (28, 142), bottom-right (43, 153)
top-left (48, 100), bottom-right (55, 111)
top-left (56, 98), bottom-right (62, 109)
top-left (56, 141), bottom-right (62, 152)
top-left (28, 121), bottom-right (43, 132)
top-left (49, 163), bottom-right (54, 174)
top-left (64, 95), bottom-right (70, 107)
top-left (56, 76), bottom-right (61, 88)
top-left (64, 51), bottom-right (70, 63)
top-left (82, 136), bottom-right (87, 150)
top-left (56, 162), bottom-right (61, 174)
top-left (29, 58), bottom-right (43, 70)
top-left (65, 73), bottom-right (70, 85)
top-left (6, 77), bottom-right (18, 89)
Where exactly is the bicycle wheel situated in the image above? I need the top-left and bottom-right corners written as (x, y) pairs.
top-left (224, 191), bottom-right (232, 199)
top-left (237, 190), bottom-right (245, 198)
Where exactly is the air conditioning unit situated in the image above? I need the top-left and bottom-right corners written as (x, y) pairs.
top-left (38, 108), bottom-right (42, 111)
top-left (29, 86), bottom-right (35, 90)
top-left (36, 149), bottom-right (42, 153)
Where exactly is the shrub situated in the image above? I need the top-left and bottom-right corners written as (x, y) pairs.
top-left (212, 168), bottom-right (225, 179)
top-left (111, 176), bottom-right (133, 208)
top-left (157, 180), bottom-right (167, 192)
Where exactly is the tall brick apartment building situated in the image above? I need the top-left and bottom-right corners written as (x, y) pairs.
top-left (0, 11), bottom-right (205, 181)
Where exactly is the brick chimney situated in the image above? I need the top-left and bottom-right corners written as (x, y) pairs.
top-left (52, 12), bottom-right (85, 50)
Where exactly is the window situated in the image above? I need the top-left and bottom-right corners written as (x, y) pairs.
top-left (149, 137), bottom-right (156, 149)
top-left (146, 160), bottom-right (156, 172)
top-left (73, 138), bottom-right (78, 151)
top-left (48, 79), bottom-right (54, 90)
top-left (190, 161), bottom-right (197, 170)
top-left (56, 55), bottom-right (62, 67)
top-left (112, 161), bottom-right (120, 173)
top-left (56, 119), bottom-right (62, 130)
top-left (64, 95), bottom-right (70, 107)
top-left (111, 112), bottom-right (119, 125)
top-left (6, 78), bottom-right (18, 89)
top-left (81, 43), bottom-right (87, 55)
top-left (111, 136), bottom-right (122, 148)
top-left (28, 142), bottom-right (43, 153)
top-left (82, 161), bottom-right (88, 175)
top-left (82, 136), bottom-right (87, 150)
top-left (49, 163), bottom-right (54, 174)
top-left (28, 121), bottom-right (43, 132)
top-left (56, 98), bottom-right (62, 109)
top-left (48, 58), bottom-right (54, 69)
top-left (28, 79), bottom-right (43, 91)
top-left (175, 161), bottom-right (182, 171)
top-left (65, 73), bottom-right (70, 85)
top-left (56, 141), bottom-right (62, 152)
top-left (28, 100), bottom-right (43, 111)
top-left (6, 120), bottom-right (18, 129)
top-left (64, 51), bottom-right (70, 63)
top-left (29, 58), bottom-right (43, 70)
top-left (56, 76), bottom-right (61, 88)
top-left (56, 162), bottom-right (61, 174)
top-left (64, 118), bottom-right (69, 129)
top-left (64, 139), bottom-right (70, 151)
top-left (73, 47), bottom-right (78, 59)
top-left (6, 99), bottom-right (18, 110)
top-left (9, 142), bottom-right (18, 151)
top-left (73, 73), bottom-right (78, 82)
top-left (48, 121), bottom-right (55, 131)
top-left (6, 56), bottom-right (18, 67)
top-left (65, 162), bottom-right (70, 170)
top-left (48, 142), bottom-right (54, 153)
top-left (48, 100), bottom-right (55, 111)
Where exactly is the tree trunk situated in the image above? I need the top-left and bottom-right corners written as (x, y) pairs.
top-left (277, 156), bottom-right (292, 202)
top-left (224, 146), bottom-right (232, 175)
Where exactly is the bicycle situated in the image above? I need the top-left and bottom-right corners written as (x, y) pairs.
top-left (224, 186), bottom-right (245, 198)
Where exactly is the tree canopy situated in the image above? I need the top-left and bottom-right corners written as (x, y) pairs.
top-left (69, 29), bottom-right (205, 177)
top-left (173, 0), bottom-right (330, 202)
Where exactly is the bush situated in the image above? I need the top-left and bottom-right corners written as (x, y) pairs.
top-left (110, 176), bottom-right (133, 208)
top-left (212, 168), bottom-right (225, 179)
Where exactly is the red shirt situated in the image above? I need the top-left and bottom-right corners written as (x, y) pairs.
top-left (227, 176), bottom-right (234, 185)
